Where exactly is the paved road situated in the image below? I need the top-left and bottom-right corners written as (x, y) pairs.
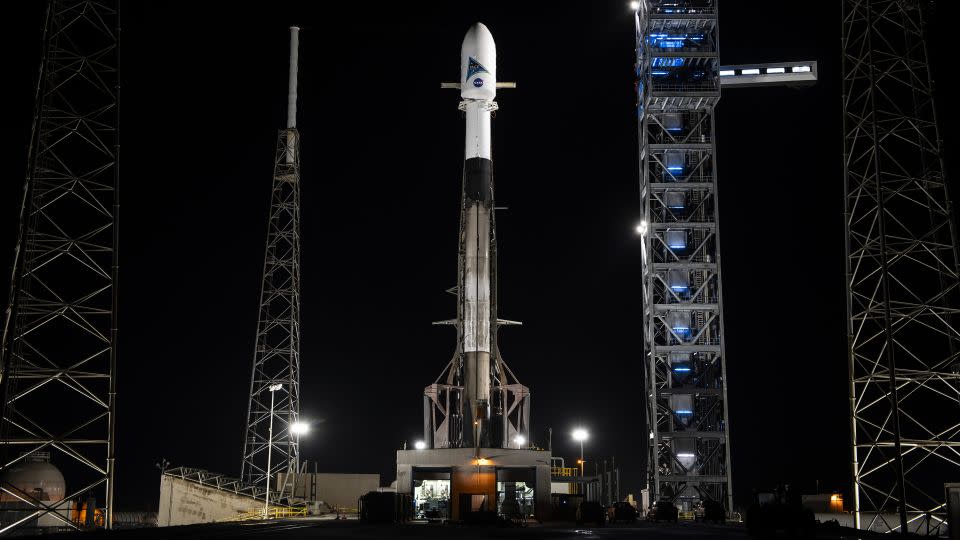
top-left (47, 518), bottom-right (874, 539)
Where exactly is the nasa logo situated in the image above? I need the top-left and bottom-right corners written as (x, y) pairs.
top-left (473, 78), bottom-right (484, 88)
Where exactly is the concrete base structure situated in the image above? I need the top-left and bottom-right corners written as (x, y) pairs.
top-left (276, 472), bottom-right (379, 509)
top-left (158, 475), bottom-right (261, 526)
top-left (396, 448), bottom-right (551, 522)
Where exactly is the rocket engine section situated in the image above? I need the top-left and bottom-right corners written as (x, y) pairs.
top-left (424, 23), bottom-right (530, 452)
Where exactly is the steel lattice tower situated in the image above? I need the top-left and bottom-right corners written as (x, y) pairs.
top-left (241, 28), bottom-right (303, 490)
top-left (0, 0), bottom-right (119, 532)
top-left (635, 0), bottom-right (732, 513)
top-left (843, 0), bottom-right (960, 534)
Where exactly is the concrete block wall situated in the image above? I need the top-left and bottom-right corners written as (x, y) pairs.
top-left (157, 475), bottom-right (262, 526)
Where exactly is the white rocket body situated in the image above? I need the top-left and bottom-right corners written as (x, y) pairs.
top-left (459, 23), bottom-right (497, 438)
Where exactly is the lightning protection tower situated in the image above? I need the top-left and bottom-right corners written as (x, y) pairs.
top-left (0, 0), bottom-right (119, 532)
top-left (843, 0), bottom-right (960, 534)
top-left (240, 27), bottom-right (304, 490)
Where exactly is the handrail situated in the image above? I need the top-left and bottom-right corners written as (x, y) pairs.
top-left (551, 466), bottom-right (581, 477)
top-left (231, 505), bottom-right (309, 522)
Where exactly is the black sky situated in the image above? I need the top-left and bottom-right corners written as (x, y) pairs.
top-left (2, 1), bottom-right (958, 512)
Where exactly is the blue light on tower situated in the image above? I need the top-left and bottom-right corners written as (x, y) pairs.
top-left (652, 57), bottom-right (685, 68)
top-left (675, 410), bottom-right (693, 415)
top-left (647, 33), bottom-right (705, 49)
top-left (665, 230), bottom-right (687, 250)
top-left (673, 366), bottom-right (691, 372)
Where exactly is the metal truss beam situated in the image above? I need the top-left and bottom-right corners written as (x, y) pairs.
top-left (163, 467), bottom-right (269, 502)
top-left (240, 129), bottom-right (303, 491)
top-left (0, 0), bottom-right (119, 533)
top-left (843, 0), bottom-right (959, 535)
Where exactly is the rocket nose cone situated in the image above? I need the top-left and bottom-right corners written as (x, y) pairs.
top-left (462, 22), bottom-right (495, 55)
top-left (460, 21), bottom-right (497, 99)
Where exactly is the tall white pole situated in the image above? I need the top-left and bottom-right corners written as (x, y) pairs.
top-left (580, 440), bottom-right (585, 496)
top-left (286, 26), bottom-right (299, 130)
top-left (264, 384), bottom-right (281, 518)
top-left (285, 27), bottom-right (300, 165)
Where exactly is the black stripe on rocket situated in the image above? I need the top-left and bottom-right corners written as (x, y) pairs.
top-left (464, 157), bottom-right (493, 205)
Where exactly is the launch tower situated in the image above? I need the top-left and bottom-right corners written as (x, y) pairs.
top-left (634, 0), bottom-right (816, 514)
top-left (635, 0), bottom-right (732, 513)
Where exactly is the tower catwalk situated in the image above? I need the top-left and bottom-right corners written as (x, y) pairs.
top-left (0, 0), bottom-right (119, 531)
top-left (843, 0), bottom-right (959, 534)
top-left (634, 1), bottom-right (732, 513)
top-left (241, 27), bottom-right (303, 489)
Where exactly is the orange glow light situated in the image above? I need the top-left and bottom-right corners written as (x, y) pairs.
top-left (477, 458), bottom-right (488, 465)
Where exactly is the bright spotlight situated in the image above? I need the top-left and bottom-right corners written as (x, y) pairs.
top-left (572, 428), bottom-right (589, 442)
top-left (629, 0), bottom-right (641, 10)
top-left (290, 421), bottom-right (309, 435)
top-left (514, 435), bottom-right (526, 447)
top-left (268, 383), bottom-right (283, 392)
top-left (635, 220), bottom-right (648, 235)
top-left (414, 440), bottom-right (427, 450)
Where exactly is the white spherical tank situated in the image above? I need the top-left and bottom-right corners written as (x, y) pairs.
top-left (0, 460), bottom-right (66, 503)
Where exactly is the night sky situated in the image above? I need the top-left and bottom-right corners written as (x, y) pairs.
top-left (2, 2), bottom-right (958, 513)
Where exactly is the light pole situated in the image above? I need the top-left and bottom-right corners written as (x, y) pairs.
top-left (264, 383), bottom-right (283, 518)
top-left (573, 428), bottom-right (589, 496)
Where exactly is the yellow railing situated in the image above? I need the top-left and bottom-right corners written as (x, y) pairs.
top-left (551, 467), bottom-right (581, 477)
top-left (679, 510), bottom-right (695, 521)
top-left (231, 506), bottom-right (308, 522)
top-left (273, 506), bottom-right (308, 519)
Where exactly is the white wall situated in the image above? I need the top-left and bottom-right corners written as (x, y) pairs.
top-left (157, 475), bottom-right (262, 526)
top-left (278, 473), bottom-right (380, 509)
